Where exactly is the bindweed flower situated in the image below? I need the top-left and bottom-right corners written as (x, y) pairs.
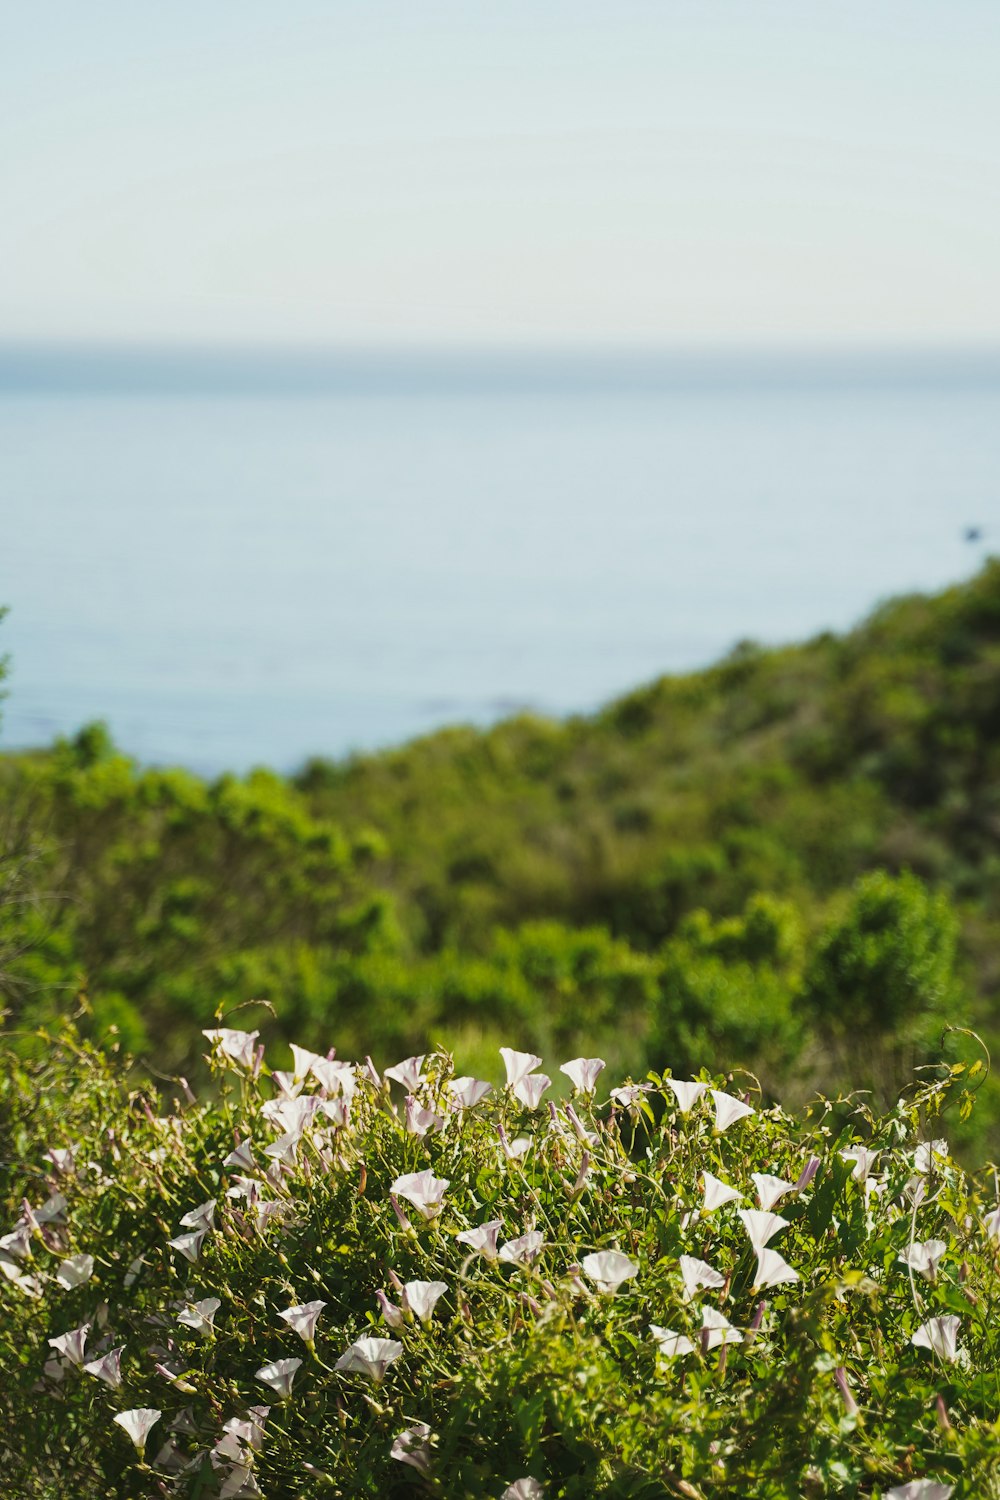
top-left (83, 1346), bottom-right (124, 1389)
top-left (885, 1482), bottom-right (954, 1500)
top-left (255, 1357), bottom-right (302, 1398)
top-left (271, 1071), bottom-right (302, 1099)
top-left (650, 1324), bottom-right (695, 1357)
top-left (279, 1300), bottom-right (327, 1346)
top-left (222, 1408), bottom-right (269, 1453)
top-left (679, 1255), bottom-right (725, 1301)
top-left (457, 1220), bottom-right (503, 1261)
top-left (792, 1155), bottom-right (821, 1194)
top-left (500, 1048), bottom-right (544, 1089)
top-left (55, 1253), bottom-right (94, 1290)
top-left (30, 1193), bottom-right (69, 1227)
top-left (609, 1083), bottom-right (653, 1115)
top-left (178, 1297), bottom-right (221, 1335)
top-left (499, 1230), bottom-right (544, 1267)
top-left (753, 1247), bottom-right (800, 1290)
top-left (840, 1146), bottom-right (880, 1182)
top-left (580, 1250), bottom-right (639, 1295)
top-left (738, 1209), bottom-right (790, 1251)
top-left (559, 1057), bottom-right (606, 1095)
top-left (983, 1205), bottom-right (1000, 1241)
top-left (376, 1289), bottom-right (404, 1329)
top-left (701, 1306), bottom-right (742, 1349)
top-left (448, 1076), bottom-right (493, 1109)
top-left (223, 1141), bottom-right (256, 1172)
top-left (312, 1057), bottom-right (356, 1098)
top-left (703, 1172), bottom-right (742, 1212)
top-left (47, 1322), bottom-right (90, 1366)
top-left (912, 1315), bottom-right (961, 1363)
top-left (179, 1199), bottom-right (216, 1231)
top-left (404, 1096), bottom-right (446, 1137)
top-left (263, 1131), bottom-right (301, 1167)
top-left (503, 1481), bottom-right (545, 1500)
top-left (913, 1140), bottom-right (949, 1174)
top-left (391, 1169), bottom-right (450, 1221)
top-left (203, 1029), bottom-right (259, 1071)
top-left (402, 1280), bottom-right (448, 1323)
top-left (664, 1078), bottom-right (708, 1114)
top-left (711, 1090), bottom-right (755, 1132)
top-left (391, 1421), bottom-right (434, 1474)
top-left (0, 1223), bottom-right (32, 1260)
top-left (168, 1230), bottom-right (207, 1264)
top-left (898, 1239), bottom-right (947, 1281)
top-left (335, 1336), bottom-right (403, 1382)
top-left (384, 1055), bottom-right (426, 1092)
top-left (220, 1463), bottom-right (262, 1498)
top-left (290, 1043), bottom-right (324, 1082)
top-left (513, 1073), bottom-right (551, 1110)
top-left (113, 1407), bottom-right (162, 1455)
top-left (751, 1173), bottom-right (796, 1212)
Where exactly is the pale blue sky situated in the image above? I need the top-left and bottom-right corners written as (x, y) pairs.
top-left (2, 2), bottom-right (999, 348)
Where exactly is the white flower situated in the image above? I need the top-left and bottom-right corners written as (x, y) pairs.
top-left (457, 1220), bottom-right (503, 1261)
top-left (279, 1300), bottom-right (327, 1345)
top-left (203, 1029), bottom-right (259, 1070)
top-left (513, 1073), bottom-right (551, 1110)
top-left (168, 1230), bottom-right (207, 1264)
top-left (898, 1240), bottom-right (947, 1281)
top-left (55, 1254), bottom-right (94, 1290)
top-left (271, 1071), bottom-right (302, 1099)
top-left (311, 1057), bottom-right (356, 1097)
top-left (376, 1289), bottom-right (404, 1328)
top-left (840, 1146), bottom-right (879, 1181)
top-left (664, 1079), bottom-right (708, 1114)
top-left (290, 1043), bottom-right (324, 1082)
top-left (384, 1055), bottom-right (426, 1091)
top-left (47, 1322), bottom-right (90, 1366)
top-left (391, 1422), bottom-right (433, 1474)
top-left (0, 1223), bottom-right (32, 1259)
top-left (679, 1255), bottom-right (725, 1300)
top-left (264, 1131), bottom-right (301, 1166)
top-left (404, 1097), bottom-right (446, 1137)
top-left (33, 1193), bottom-right (69, 1225)
top-left (113, 1408), bottom-right (162, 1454)
top-left (84, 1346), bottom-right (124, 1389)
top-left (179, 1199), bottom-right (216, 1230)
top-left (391, 1169), bottom-right (450, 1221)
top-left (701, 1306), bottom-right (742, 1349)
top-left (702, 1172), bottom-right (742, 1213)
top-left (502, 1481), bottom-right (545, 1500)
top-left (222, 1408), bottom-right (269, 1453)
top-left (498, 1230), bottom-right (544, 1266)
top-left (738, 1209), bottom-right (790, 1252)
top-left (255, 1356), bottom-right (303, 1398)
top-left (609, 1083), bottom-right (653, 1114)
top-left (220, 1463), bottom-right (262, 1498)
top-left (178, 1297), bottom-right (221, 1335)
top-left (223, 1141), bottom-right (256, 1172)
top-left (448, 1076), bottom-right (493, 1109)
top-left (335, 1336), bottom-right (402, 1382)
top-left (559, 1057), bottom-right (606, 1094)
top-left (753, 1247), bottom-right (800, 1290)
top-left (580, 1250), bottom-right (639, 1295)
top-left (402, 1280), bottom-right (448, 1323)
top-left (913, 1139), bottom-right (949, 1174)
top-left (650, 1324), bottom-right (695, 1357)
top-left (500, 1048), bottom-right (543, 1089)
top-left (984, 1205), bottom-right (1000, 1242)
top-left (710, 1090), bottom-right (755, 1132)
top-left (885, 1481), bottom-right (954, 1500)
top-left (751, 1173), bottom-right (796, 1211)
top-left (912, 1315), bottom-right (961, 1363)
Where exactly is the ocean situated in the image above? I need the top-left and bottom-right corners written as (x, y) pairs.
top-left (2, 348), bottom-right (998, 775)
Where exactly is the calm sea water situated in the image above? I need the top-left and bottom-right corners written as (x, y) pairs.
top-left (2, 351), bottom-right (998, 775)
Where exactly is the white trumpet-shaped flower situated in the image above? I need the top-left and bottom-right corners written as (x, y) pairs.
top-left (384, 1055), bottom-right (426, 1092)
top-left (679, 1254), bottom-right (725, 1301)
top-left (456, 1220), bottom-right (503, 1261)
top-left (580, 1250), bottom-right (639, 1295)
top-left (513, 1073), bottom-right (551, 1110)
top-left (885, 1481), bottom-right (954, 1500)
top-left (55, 1253), bottom-right (94, 1290)
top-left (913, 1139), bottom-right (949, 1174)
top-left (912, 1315), bottom-right (961, 1363)
top-left (113, 1408), bottom-right (162, 1454)
top-left (279, 1300), bottom-right (327, 1345)
top-left (448, 1076), bottom-right (493, 1109)
top-left (753, 1247), bottom-right (800, 1290)
top-left (650, 1324), bottom-right (695, 1357)
top-left (83, 1346), bottom-right (124, 1389)
top-left (179, 1199), bottom-right (216, 1231)
top-left (335, 1336), bottom-right (403, 1382)
top-left (664, 1079), bottom-right (708, 1114)
top-left (500, 1049), bottom-right (543, 1089)
top-left (711, 1091), bottom-right (755, 1132)
top-left (255, 1357), bottom-right (302, 1398)
top-left (168, 1230), bottom-right (207, 1264)
top-left (178, 1297), bottom-right (221, 1335)
top-left (739, 1209), bottom-right (790, 1252)
top-left (751, 1173), bottom-right (796, 1212)
top-left (898, 1239), bottom-right (947, 1281)
top-left (702, 1172), bottom-right (742, 1213)
top-left (376, 1288), bottom-right (404, 1329)
top-left (403, 1280), bottom-right (448, 1323)
top-left (290, 1043), bottom-right (324, 1082)
top-left (203, 1029), bottom-right (259, 1070)
top-left (390, 1169), bottom-right (450, 1221)
top-left (223, 1141), bottom-right (256, 1172)
top-left (840, 1146), bottom-right (880, 1182)
top-left (404, 1097), bottom-right (446, 1138)
top-left (499, 1230), bottom-right (544, 1266)
top-left (701, 1306), bottom-right (742, 1349)
top-left (559, 1057), bottom-right (606, 1095)
top-left (502, 1481), bottom-right (545, 1500)
top-left (47, 1322), bottom-right (90, 1366)
top-left (391, 1422), bottom-right (433, 1474)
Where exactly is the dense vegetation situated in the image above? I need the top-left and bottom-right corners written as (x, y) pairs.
top-left (3, 564), bottom-right (1000, 1145)
top-left (2, 1021), bottom-right (995, 1497)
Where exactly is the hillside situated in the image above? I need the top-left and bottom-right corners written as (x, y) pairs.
top-left (2, 563), bottom-right (1000, 1142)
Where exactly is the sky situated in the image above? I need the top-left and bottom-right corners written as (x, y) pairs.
top-left (2, 2), bottom-right (1000, 349)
